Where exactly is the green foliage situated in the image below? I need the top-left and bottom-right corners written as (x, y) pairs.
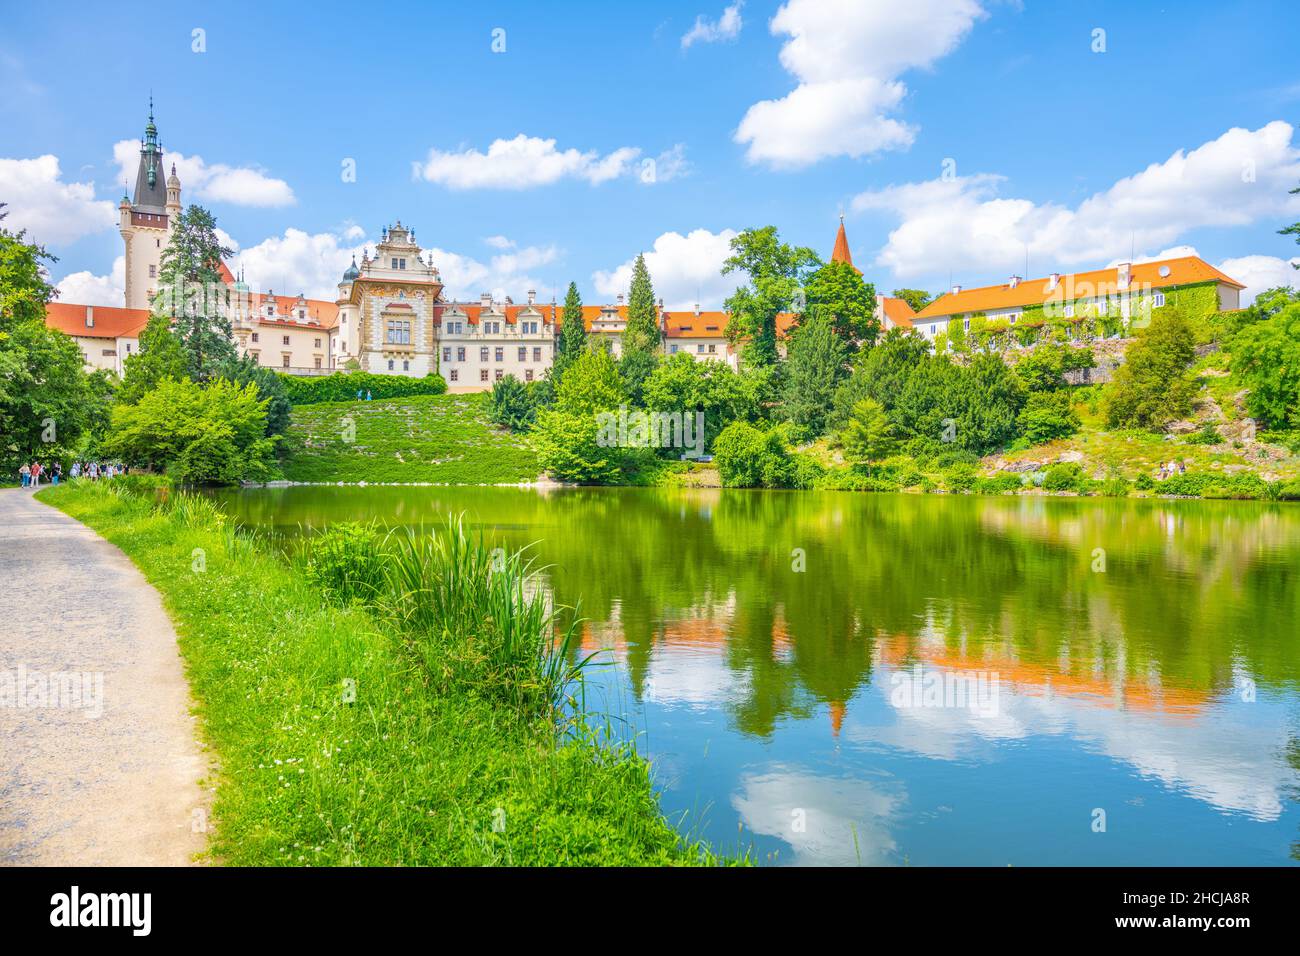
top-left (104, 376), bottom-right (275, 484)
top-left (723, 226), bottom-right (821, 367)
top-left (1043, 461), bottom-right (1087, 492)
top-left (305, 522), bottom-right (387, 606)
top-left (154, 204), bottom-right (237, 381)
top-left (555, 347), bottom-right (625, 416)
top-left (842, 398), bottom-right (897, 464)
top-left (119, 313), bottom-right (188, 404)
top-left (804, 259), bottom-right (878, 347)
top-left (217, 352), bottom-right (292, 444)
top-left (890, 288), bottom-right (933, 313)
top-left (621, 253), bottom-right (660, 356)
top-left (1186, 421), bottom-right (1222, 445)
top-left (641, 351), bottom-right (760, 450)
top-left (1104, 309), bottom-right (1197, 429)
top-left (553, 281), bottom-right (587, 383)
top-left (1230, 302), bottom-right (1300, 429)
top-left (1015, 344), bottom-right (1095, 392)
top-left (278, 370), bottom-right (447, 405)
top-left (618, 347), bottom-right (659, 406)
top-left (781, 314), bottom-right (848, 440)
top-left (487, 374), bottom-right (536, 431)
top-left (532, 409), bottom-right (624, 484)
top-left (712, 421), bottom-right (792, 488)
top-left (0, 220), bottom-right (57, 331)
top-left (1018, 390), bottom-right (1080, 443)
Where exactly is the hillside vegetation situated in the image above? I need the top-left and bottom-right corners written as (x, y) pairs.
top-left (282, 393), bottom-right (539, 484)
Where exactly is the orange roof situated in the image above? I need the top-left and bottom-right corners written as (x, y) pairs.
top-left (915, 256), bottom-right (1244, 320)
top-left (238, 290), bottom-right (340, 330)
top-left (831, 218), bottom-right (860, 274)
top-left (44, 302), bottom-right (150, 340)
top-left (879, 296), bottom-right (916, 328)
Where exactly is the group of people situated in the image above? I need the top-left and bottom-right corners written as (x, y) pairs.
top-left (1155, 459), bottom-right (1187, 481)
top-left (17, 460), bottom-right (124, 487)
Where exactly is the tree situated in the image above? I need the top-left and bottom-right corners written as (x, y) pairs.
top-left (830, 330), bottom-right (932, 432)
top-left (155, 204), bottom-right (236, 382)
top-left (533, 347), bottom-right (630, 483)
top-left (555, 346), bottom-right (625, 416)
top-left (216, 352), bottom-right (292, 443)
top-left (642, 351), bottom-right (760, 450)
top-left (1018, 390), bottom-right (1080, 444)
top-left (781, 314), bottom-right (847, 440)
top-left (723, 227), bottom-right (821, 368)
top-left (621, 254), bottom-right (660, 354)
top-left (553, 281), bottom-right (587, 383)
top-left (712, 421), bottom-right (792, 488)
top-left (104, 376), bottom-right (275, 484)
top-left (119, 313), bottom-right (188, 404)
top-left (1103, 309), bottom-right (1197, 429)
top-left (842, 398), bottom-right (897, 464)
top-left (1279, 183), bottom-right (1300, 267)
top-left (487, 374), bottom-right (536, 431)
top-left (1231, 301), bottom-right (1300, 429)
top-left (891, 288), bottom-right (934, 314)
top-left (804, 259), bottom-right (878, 348)
top-left (0, 219), bottom-right (57, 332)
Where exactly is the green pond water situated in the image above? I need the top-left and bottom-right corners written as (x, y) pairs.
top-left (210, 484), bottom-right (1300, 865)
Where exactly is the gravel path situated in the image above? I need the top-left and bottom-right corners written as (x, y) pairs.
top-left (0, 487), bottom-right (209, 865)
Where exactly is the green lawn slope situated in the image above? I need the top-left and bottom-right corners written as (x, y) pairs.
top-left (281, 393), bottom-right (539, 484)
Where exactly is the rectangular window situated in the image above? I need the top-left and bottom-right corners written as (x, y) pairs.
top-left (314, 357), bottom-right (322, 369)
top-left (148, 264), bottom-right (156, 278)
top-left (386, 319), bottom-right (411, 344)
top-left (1153, 292), bottom-right (1166, 307)
top-left (518, 347), bottom-right (527, 361)
top-left (480, 369), bottom-right (489, 382)
top-left (457, 347), bottom-right (466, 362)
top-left (443, 347), bottom-right (451, 362)
top-left (494, 347), bottom-right (504, 362)
top-left (708, 344), bottom-right (716, 353)
top-left (670, 344), bottom-right (678, 354)
top-left (403, 360), bottom-right (410, 371)
top-left (495, 369), bottom-right (504, 381)
top-left (282, 335), bottom-right (291, 346)
top-left (525, 369), bottom-right (534, 382)
top-left (251, 332), bottom-right (259, 343)
top-left (388, 359), bottom-right (394, 371)
top-left (450, 369), bottom-right (459, 382)
top-left (532, 347), bottom-right (541, 362)
top-left (480, 346), bottom-right (489, 362)
top-left (697, 344), bottom-right (705, 353)
top-left (282, 355), bottom-right (290, 368)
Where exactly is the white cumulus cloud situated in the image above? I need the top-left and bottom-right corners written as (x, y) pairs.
top-left (593, 228), bottom-right (741, 310)
top-left (413, 135), bottom-right (643, 190)
top-left (0, 155), bottom-right (117, 245)
top-left (55, 255), bottom-right (126, 307)
top-left (113, 140), bottom-right (295, 208)
top-left (1218, 254), bottom-right (1300, 304)
top-left (736, 0), bottom-right (986, 168)
top-left (853, 121), bottom-right (1300, 281)
top-left (682, 2), bottom-right (744, 49)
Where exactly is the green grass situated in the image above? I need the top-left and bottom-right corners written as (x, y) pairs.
top-left (282, 393), bottom-right (539, 484)
top-left (37, 480), bottom-right (729, 866)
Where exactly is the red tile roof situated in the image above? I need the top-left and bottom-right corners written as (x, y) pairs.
top-left (879, 296), bottom-right (916, 329)
top-left (44, 303), bottom-right (150, 340)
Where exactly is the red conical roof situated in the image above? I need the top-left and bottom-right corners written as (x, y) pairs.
top-left (831, 218), bottom-right (861, 274)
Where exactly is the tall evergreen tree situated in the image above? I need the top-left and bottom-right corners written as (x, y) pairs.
top-left (119, 314), bottom-right (188, 404)
top-left (156, 204), bottom-right (236, 382)
top-left (553, 281), bottom-right (587, 382)
top-left (621, 253), bottom-right (660, 354)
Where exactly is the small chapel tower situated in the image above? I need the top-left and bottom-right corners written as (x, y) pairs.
top-left (119, 100), bottom-right (180, 310)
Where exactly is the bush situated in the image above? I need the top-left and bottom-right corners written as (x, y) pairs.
top-left (1186, 421), bottom-right (1222, 445)
top-left (1018, 390), bottom-right (1080, 444)
top-left (305, 522), bottom-right (387, 606)
top-left (1043, 461), bottom-right (1086, 492)
top-left (942, 463), bottom-right (979, 492)
top-left (487, 375), bottom-right (536, 432)
top-left (279, 371), bottom-right (447, 405)
top-left (1103, 310), bottom-right (1196, 428)
top-left (713, 421), bottom-right (792, 488)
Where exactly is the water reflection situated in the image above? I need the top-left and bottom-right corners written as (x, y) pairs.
top-left (213, 485), bottom-right (1300, 864)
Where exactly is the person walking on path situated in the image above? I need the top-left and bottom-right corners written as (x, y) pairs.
top-left (19, 463), bottom-right (30, 487)
top-left (52, 462), bottom-right (62, 485)
top-left (30, 462), bottom-right (42, 488)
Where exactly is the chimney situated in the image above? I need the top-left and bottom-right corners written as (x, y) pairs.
top-left (1008, 275), bottom-right (1021, 289)
top-left (527, 289), bottom-right (536, 305)
top-left (85, 306), bottom-right (94, 328)
top-left (694, 302), bottom-right (701, 316)
top-left (616, 293), bottom-right (624, 306)
top-left (657, 297), bottom-right (664, 311)
top-left (1116, 262), bottom-right (1131, 288)
top-left (951, 285), bottom-right (962, 296)
top-left (1047, 273), bottom-right (1060, 291)
top-left (480, 292), bottom-right (493, 309)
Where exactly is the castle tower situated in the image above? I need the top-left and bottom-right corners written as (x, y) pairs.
top-left (119, 100), bottom-right (179, 310)
top-left (830, 215), bottom-right (861, 275)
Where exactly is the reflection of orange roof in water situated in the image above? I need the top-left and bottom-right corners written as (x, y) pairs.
top-left (829, 701), bottom-right (846, 737)
top-left (874, 634), bottom-right (1208, 717)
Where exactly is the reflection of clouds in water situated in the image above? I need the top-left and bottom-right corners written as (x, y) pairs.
top-left (644, 648), bottom-right (751, 711)
top-left (855, 666), bottom-right (1290, 821)
top-left (732, 765), bottom-right (903, 866)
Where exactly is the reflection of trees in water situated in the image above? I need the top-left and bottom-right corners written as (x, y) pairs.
top-left (217, 485), bottom-right (1300, 739)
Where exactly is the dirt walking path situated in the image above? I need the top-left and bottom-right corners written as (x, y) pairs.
top-left (0, 487), bottom-right (209, 865)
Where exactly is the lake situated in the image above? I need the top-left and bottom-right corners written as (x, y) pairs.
top-left (211, 485), bottom-right (1300, 866)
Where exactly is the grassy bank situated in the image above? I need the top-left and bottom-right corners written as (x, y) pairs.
top-left (37, 480), bottom-right (724, 865)
top-left (282, 393), bottom-right (539, 484)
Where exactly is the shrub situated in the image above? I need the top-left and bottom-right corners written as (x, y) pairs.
top-left (1018, 390), bottom-right (1080, 444)
top-left (305, 522), bottom-right (387, 606)
top-left (487, 374), bottom-right (536, 431)
top-left (1186, 421), bottom-right (1222, 445)
top-left (713, 421), bottom-right (792, 488)
top-left (279, 371), bottom-right (447, 405)
top-left (942, 463), bottom-right (979, 492)
top-left (842, 397), bottom-right (898, 464)
top-left (1043, 461), bottom-right (1086, 492)
top-left (1103, 310), bottom-right (1196, 428)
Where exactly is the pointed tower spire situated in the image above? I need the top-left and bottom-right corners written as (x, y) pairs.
top-left (831, 216), bottom-right (861, 275)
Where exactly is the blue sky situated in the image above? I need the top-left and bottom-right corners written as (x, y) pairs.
top-left (1, 0), bottom-right (1298, 310)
